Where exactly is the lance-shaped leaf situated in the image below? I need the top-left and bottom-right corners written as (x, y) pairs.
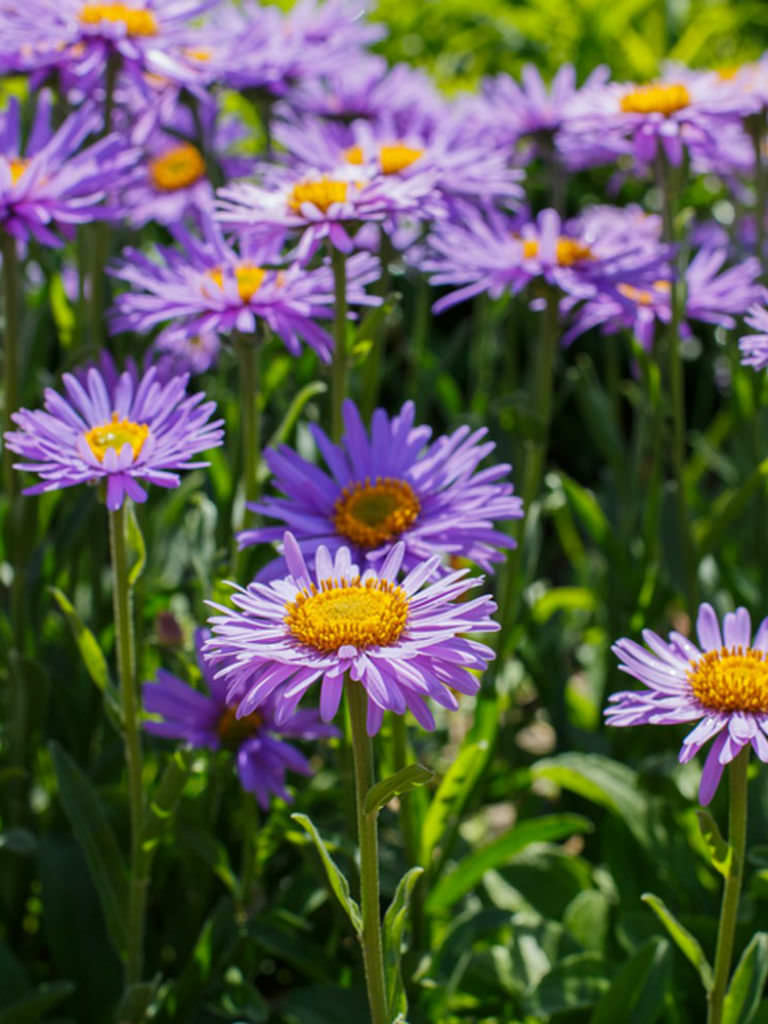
top-left (696, 809), bottom-right (732, 878)
top-left (291, 814), bottom-right (362, 934)
top-left (641, 892), bottom-right (713, 991)
top-left (383, 867), bottom-right (424, 1015)
top-left (124, 501), bottom-right (146, 585)
top-left (364, 764), bottom-right (433, 817)
top-left (0, 980), bottom-right (75, 1023)
top-left (114, 980), bottom-right (159, 1024)
top-left (140, 750), bottom-right (192, 858)
top-left (722, 933), bottom-right (768, 1024)
top-left (421, 740), bottom-right (490, 866)
top-left (589, 937), bottom-right (672, 1024)
top-left (49, 742), bottom-right (128, 959)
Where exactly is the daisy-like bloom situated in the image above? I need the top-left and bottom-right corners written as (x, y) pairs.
top-left (0, 93), bottom-right (136, 245)
top-left (562, 65), bottom-right (756, 168)
top-left (239, 399), bottom-right (522, 577)
top-left (739, 305), bottom-right (768, 371)
top-left (5, 360), bottom-right (224, 509)
top-left (205, 533), bottom-right (498, 735)
top-left (564, 248), bottom-right (764, 349)
top-left (119, 132), bottom-right (213, 227)
top-left (215, 160), bottom-right (440, 262)
top-left (109, 214), bottom-right (381, 363)
top-left (425, 206), bottom-right (669, 314)
top-left (143, 630), bottom-right (338, 808)
top-left (0, 0), bottom-right (217, 91)
top-left (607, 603), bottom-right (768, 805)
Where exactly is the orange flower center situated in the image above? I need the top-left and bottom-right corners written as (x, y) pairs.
top-left (522, 237), bottom-right (593, 266)
top-left (83, 412), bottom-right (149, 462)
top-left (333, 477), bottom-right (421, 549)
top-left (149, 144), bottom-right (205, 192)
top-left (78, 3), bottom-right (158, 35)
top-left (217, 705), bottom-right (263, 748)
top-left (288, 178), bottom-right (349, 214)
top-left (688, 646), bottom-right (768, 713)
top-left (344, 143), bottom-right (424, 175)
top-left (617, 280), bottom-right (670, 306)
top-left (184, 47), bottom-right (211, 61)
top-left (285, 577), bottom-right (409, 653)
top-left (620, 83), bottom-right (691, 116)
top-left (9, 158), bottom-right (28, 185)
top-left (207, 264), bottom-right (266, 302)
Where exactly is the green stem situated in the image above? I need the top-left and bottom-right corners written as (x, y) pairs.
top-left (89, 55), bottom-right (118, 347)
top-left (2, 232), bottom-right (19, 502)
top-left (496, 287), bottom-right (559, 649)
top-left (707, 747), bottom-right (750, 1024)
top-left (330, 248), bottom-right (348, 443)
top-left (108, 504), bottom-right (146, 989)
top-left (748, 111), bottom-right (767, 278)
top-left (361, 237), bottom-right (393, 420)
top-left (347, 683), bottom-right (389, 1024)
top-left (407, 277), bottom-right (431, 417)
top-left (236, 334), bottom-right (261, 510)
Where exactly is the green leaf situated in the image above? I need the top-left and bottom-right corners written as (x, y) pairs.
top-left (532, 752), bottom-right (649, 847)
top-left (421, 739), bottom-right (490, 866)
top-left (696, 809), bottom-right (732, 877)
top-left (0, 828), bottom-right (36, 856)
top-left (641, 892), bottom-right (713, 991)
top-left (383, 867), bottom-right (424, 1015)
top-left (124, 501), bottom-right (146, 586)
top-left (48, 586), bottom-right (116, 710)
top-left (590, 938), bottom-right (672, 1024)
top-left (426, 814), bottom-right (592, 912)
top-left (290, 813), bottom-right (362, 934)
top-left (140, 750), bottom-right (192, 856)
top-left (532, 586), bottom-right (597, 624)
top-left (0, 981), bottom-right (75, 1023)
top-left (49, 273), bottom-right (75, 349)
top-left (528, 952), bottom-right (611, 1015)
top-left (558, 473), bottom-right (609, 546)
top-left (723, 932), bottom-right (768, 1024)
top-left (49, 742), bottom-right (128, 959)
top-left (114, 980), bottom-right (159, 1024)
top-left (364, 764), bottom-right (433, 816)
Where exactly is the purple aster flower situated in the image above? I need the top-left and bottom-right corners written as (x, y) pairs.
top-left (607, 603), bottom-right (768, 805)
top-left (215, 160), bottom-right (439, 262)
top-left (425, 206), bottom-right (669, 314)
top-left (563, 66), bottom-right (756, 169)
top-left (109, 214), bottom-right (381, 362)
top-left (205, 532), bottom-right (498, 736)
top-left (239, 398), bottom-right (522, 577)
top-left (0, 0), bottom-right (217, 91)
top-left (0, 93), bottom-right (136, 245)
top-left (143, 629), bottom-right (338, 808)
top-left (5, 360), bottom-right (224, 509)
top-left (564, 248), bottom-right (764, 349)
top-left (739, 305), bottom-right (768, 371)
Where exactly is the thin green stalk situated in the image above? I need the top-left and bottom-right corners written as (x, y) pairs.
top-left (330, 248), bottom-right (348, 443)
top-left (407, 277), bottom-right (431, 417)
top-left (108, 503), bottom-right (146, 988)
top-left (235, 334), bottom-right (261, 510)
top-left (748, 111), bottom-right (767, 278)
top-left (361, 237), bottom-right (393, 420)
top-left (2, 232), bottom-right (19, 502)
top-left (89, 55), bottom-right (119, 346)
top-left (707, 747), bottom-right (750, 1024)
top-left (496, 287), bottom-right (559, 648)
top-left (347, 682), bottom-right (389, 1024)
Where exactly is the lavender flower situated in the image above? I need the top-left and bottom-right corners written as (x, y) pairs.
top-left (607, 603), bottom-right (768, 805)
top-left (109, 215), bottom-right (381, 362)
top-left (143, 630), bottom-right (338, 808)
top-left (739, 305), bottom-right (768, 371)
top-left (0, 93), bottom-right (136, 245)
top-left (5, 361), bottom-right (223, 509)
top-left (239, 399), bottom-right (522, 576)
top-left (206, 533), bottom-right (498, 736)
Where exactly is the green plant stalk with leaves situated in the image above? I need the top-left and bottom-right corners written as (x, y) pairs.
top-left (330, 247), bottom-right (348, 444)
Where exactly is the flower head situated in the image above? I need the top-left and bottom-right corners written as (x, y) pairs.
top-left (239, 399), bottom-right (522, 575)
top-left (205, 533), bottom-right (498, 735)
top-left (5, 359), bottom-right (223, 509)
top-left (143, 630), bottom-right (338, 808)
top-left (739, 305), bottom-right (768, 372)
top-left (0, 93), bottom-right (136, 245)
top-left (109, 213), bottom-right (381, 362)
top-left (607, 603), bottom-right (768, 804)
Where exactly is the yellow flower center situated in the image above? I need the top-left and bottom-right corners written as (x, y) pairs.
top-left (522, 237), bottom-right (593, 266)
top-left (617, 280), bottom-right (670, 306)
top-left (345, 145), bottom-right (364, 165)
top-left (288, 178), bottom-right (348, 214)
top-left (148, 144), bottom-right (205, 192)
top-left (78, 3), bottom-right (158, 35)
top-left (83, 412), bottom-right (149, 463)
top-left (688, 646), bottom-right (768, 713)
top-left (620, 83), bottom-right (691, 116)
top-left (217, 705), bottom-right (263, 748)
top-left (184, 47), bottom-right (211, 61)
top-left (333, 477), bottom-right (421, 549)
top-left (379, 143), bottom-right (424, 174)
top-left (285, 577), bottom-right (409, 653)
top-left (207, 264), bottom-right (266, 302)
top-left (9, 158), bottom-right (28, 185)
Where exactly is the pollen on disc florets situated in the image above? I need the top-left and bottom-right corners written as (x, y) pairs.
top-left (284, 577), bottom-right (409, 653)
top-left (206, 264), bottom-right (266, 302)
top-left (333, 477), bottom-right (421, 549)
top-left (83, 412), bottom-right (149, 463)
top-left (522, 236), bottom-right (593, 266)
top-left (288, 178), bottom-right (349, 214)
top-left (78, 3), bottom-right (158, 35)
top-left (149, 144), bottom-right (206, 192)
top-left (620, 83), bottom-right (691, 116)
top-left (687, 645), bottom-right (768, 713)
